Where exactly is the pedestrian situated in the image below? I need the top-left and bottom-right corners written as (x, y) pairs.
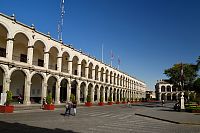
top-left (42, 98), bottom-right (46, 109)
top-left (18, 94), bottom-right (22, 104)
top-left (161, 99), bottom-right (165, 107)
top-left (127, 100), bottom-right (131, 108)
top-left (64, 101), bottom-right (72, 116)
top-left (73, 101), bottom-right (77, 116)
top-left (64, 101), bottom-right (69, 116)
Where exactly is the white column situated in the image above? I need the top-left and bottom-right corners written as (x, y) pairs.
top-left (57, 56), bottom-right (62, 72)
top-left (44, 52), bottom-right (49, 69)
top-left (55, 82), bottom-right (60, 104)
top-left (76, 84), bottom-right (80, 104)
top-left (84, 86), bottom-right (88, 103)
top-left (92, 68), bottom-right (95, 80)
top-left (3, 77), bottom-right (10, 93)
top-left (115, 89), bottom-right (117, 102)
top-left (97, 88), bottom-right (100, 102)
top-left (103, 87), bottom-right (105, 103)
top-left (77, 64), bottom-right (81, 77)
top-left (118, 89), bottom-right (121, 101)
top-left (68, 61), bottom-right (72, 75)
top-left (111, 89), bottom-right (113, 102)
top-left (6, 38), bottom-right (14, 61)
top-left (23, 80), bottom-right (31, 105)
top-left (27, 46), bottom-right (34, 65)
top-left (85, 67), bottom-right (89, 78)
top-left (41, 81), bottom-right (47, 100)
top-left (91, 86), bottom-right (95, 103)
top-left (67, 82), bottom-right (71, 102)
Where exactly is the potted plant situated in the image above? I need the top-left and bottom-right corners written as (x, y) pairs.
top-left (108, 96), bottom-right (113, 105)
top-left (122, 97), bottom-right (126, 104)
top-left (0, 91), bottom-right (14, 113)
top-left (130, 98), bottom-right (134, 103)
top-left (85, 95), bottom-right (92, 106)
top-left (98, 96), bottom-right (104, 106)
top-left (70, 94), bottom-right (75, 103)
top-left (43, 93), bottom-right (55, 110)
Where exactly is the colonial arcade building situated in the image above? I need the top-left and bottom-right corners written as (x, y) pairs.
top-left (0, 13), bottom-right (147, 105)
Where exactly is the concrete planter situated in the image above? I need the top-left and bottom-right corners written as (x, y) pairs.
top-left (0, 105), bottom-right (14, 113)
top-left (85, 102), bottom-right (92, 107)
top-left (43, 104), bottom-right (55, 110)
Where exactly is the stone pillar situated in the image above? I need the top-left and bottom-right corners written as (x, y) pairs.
top-left (97, 88), bottom-right (100, 102)
top-left (23, 80), bottom-right (31, 105)
top-left (107, 88), bottom-right (110, 102)
top-left (3, 78), bottom-right (11, 93)
top-left (103, 87), bottom-right (105, 103)
top-left (6, 38), bottom-right (14, 61)
top-left (68, 61), bottom-right (72, 75)
top-left (57, 56), bottom-right (62, 72)
top-left (92, 68), bottom-right (95, 80)
top-left (44, 52), bottom-right (49, 69)
top-left (27, 46), bottom-right (34, 65)
top-left (77, 64), bottom-right (81, 77)
top-left (115, 90), bottom-right (117, 102)
top-left (41, 80), bottom-right (47, 98)
top-left (76, 84), bottom-right (80, 104)
top-left (55, 82), bottom-right (60, 104)
top-left (180, 92), bottom-right (185, 110)
top-left (85, 67), bottom-right (89, 78)
top-left (84, 87), bottom-right (88, 103)
top-left (91, 86), bottom-right (94, 103)
top-left (67, 83), bottom-right (71, 102)
top-left (111, 89), bottom-right (113, 102)
top-left (103, 73), bottom-right (106, 83)
top-left (98, 71), bottom-right (101, 81)
top-left (118, 90), bottom-right (121, 101)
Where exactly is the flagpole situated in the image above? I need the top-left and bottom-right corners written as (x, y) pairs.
top-left (101, 44), bottom-right (104, 63)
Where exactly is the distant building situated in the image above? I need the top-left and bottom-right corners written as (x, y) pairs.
top-left (146, 90), bottom-right (155, 99)
top-left (155, 79), bottom-right (195, 101)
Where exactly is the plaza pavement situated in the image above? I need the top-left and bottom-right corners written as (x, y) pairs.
top-left (0, 102), bottom-right (200, 133)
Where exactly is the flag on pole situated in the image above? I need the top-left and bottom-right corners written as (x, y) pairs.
top-left (58, 0), bottom-right (65, 41)
top-left (117, 56), bottom-right (120, 69)
top-left (111, 50), bottom-right (114, 60)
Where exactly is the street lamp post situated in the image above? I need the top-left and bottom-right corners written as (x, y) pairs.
top-left (180, 63), bottom-right (185, 111)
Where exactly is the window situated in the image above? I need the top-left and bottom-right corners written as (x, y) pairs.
top-left (20, 54), bottom-right (27, 63)
top-left (0, 47), bottom-right (6, 57)
top-left (38, 59), bottom-right (44, 67)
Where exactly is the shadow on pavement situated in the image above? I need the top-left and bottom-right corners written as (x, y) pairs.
top-left (0, 121), bottom-right (79, 133)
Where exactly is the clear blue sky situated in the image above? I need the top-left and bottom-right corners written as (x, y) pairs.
top-left (0, 0), bottom-right (200, 90)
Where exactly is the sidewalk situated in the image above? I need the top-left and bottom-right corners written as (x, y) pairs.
top-left (134, 102), bottom-right (200, 125)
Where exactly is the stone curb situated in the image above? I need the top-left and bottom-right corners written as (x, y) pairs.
top-left (135, 113), bottom-right (200, 125)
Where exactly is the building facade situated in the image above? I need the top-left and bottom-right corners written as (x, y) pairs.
top-left (155, 79), bottom-right (195, 101)
top-left (0, 13), bottom-right (147, 105)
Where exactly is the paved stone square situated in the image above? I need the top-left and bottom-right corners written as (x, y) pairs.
top-left (0, 103), bottom-right (200, 133)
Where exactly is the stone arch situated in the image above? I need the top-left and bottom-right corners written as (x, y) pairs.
top-left (110, 71), bottom-right (113, 84)
top-left (81, 59), bottom-right (87, 77)
top-left (117, 74), bottom-right (119, 85)
top-left (71, 80), bottom-right (78, 100)
top-left (61, 51), bottom-right (70, 73)
top-left (105, 87), bottom-right (108, 101)
top-left (100, 67), bottom-right (104, 82)
top-left (33, 40), bottom-right (45, 67)
top-left (113, 73), bottom-right (116, 85)
top-left (161, 86), bottom-right (165, 92)
top-left (172, 86), bottom-right (177, 92)
top-left (49, 46), bottom-right (59, 70)
top-left (0, 23), bottom-right (9, 58)
top-left (60, 78), bottom-right (68, 103)
top-left (13, 32), bottom-right (29, 62)
top-left (88, 62), bottom-right (93, 79)
top-left (87, 83), bottom-right (93, 100)
top-left (10, 69), bottom-right (27, 103)
top-left (167, 85), bottom-right (171, 92)
top-left (47, 75), bottom-right (58, 102)
top-left (100, 86), bottom-right (104, 99)
top-left (94, 85), bottom-right (99, 102)
top-left (0, 66), bottom-right (5, 93)
top-left (95, 65), bottom-right (99, 80)
top-left (30, 73), bottom-right (44, 103)
top-left (105, 69), bottom-right (109, 83)
top-left (72, 56), bottom-right (79, 75)
top-left (80, 81), bottom-right (86, 103)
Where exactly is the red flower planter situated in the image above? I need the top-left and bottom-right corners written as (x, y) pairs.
top-left (85, 102), bottom-right (92, 107)
top-left (98, 102), bottom-right (104, 106)
top-left (122, 102), bottom-right (127, 104)
top-left (43, 104), bottom-right (55, 110)
top-left (108, 102), bottom-right (113, 105)
top-left (116, 101), bottom-right (120, 104)
top-left (0, 105), bottom-right (14, 113)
